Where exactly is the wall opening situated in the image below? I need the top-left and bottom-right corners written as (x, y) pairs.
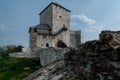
top-left (34, 28), bottom-right (37, 32)
top-left (46, 43), bottom-right (49, 47)
top-left (56, 40), bottom-right (67, 48)
top-left (59, 16), bottom-right (61, 18)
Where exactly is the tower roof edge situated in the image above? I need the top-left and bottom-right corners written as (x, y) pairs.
top-left (39, 2), bottom-right (71, 15)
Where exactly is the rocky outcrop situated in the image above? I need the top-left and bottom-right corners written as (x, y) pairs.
top-left (24, 61), bottom-right (75, 80)
top-left (64, 30), bottom-right (120, 80)
top-left (100, 30), bottom-right (120, 49)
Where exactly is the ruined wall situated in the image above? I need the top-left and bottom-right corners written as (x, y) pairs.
top-left (38, 48), bottom-right (69, 66)
top-left (64, 30), bottom-right (120, 80)
top-left (100, 30), bottom-right (120, 49)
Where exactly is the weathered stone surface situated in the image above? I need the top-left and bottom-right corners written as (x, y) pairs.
top-left (100, 30), bottom-right (120, 49)
top-left (24, 30), bottom-right (120, 80)
top-left (70, 30), bottom-right (81, 48)
top-left (24, 61), bottom-right (75, 80)
top-left (64, 30), bottom-right (120, 80)
top-left (38, 48), bottom-right (70, 66)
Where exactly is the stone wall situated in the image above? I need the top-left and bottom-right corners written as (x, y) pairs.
top-left (52, 4), bottom-right (70, 33)
top-left (40, 5), bottom-right (52, 28)
top-left (37, 34), bottom-right (52, 48)
top-left (38, 48), bottom-right (69, 66)
top-left (51, 3), bottom-right (71, 47)
top-left (9, 52), bottom-right (39, 58)
top-left (64, 30), bottom-right (120, 80)
top-left (29, 28), bottom-right (38, 50)
top-left (70, 30), bottom-right (81, 48)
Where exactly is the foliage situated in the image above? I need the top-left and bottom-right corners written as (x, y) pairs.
top-left (0, 47), bottom-right (8, 58)
top-left (6, 45), bottom-right (24, 53)
top-left (0, 57), bottom-right (40, 80)
top-left (0, 45), bottom-right (24, 58)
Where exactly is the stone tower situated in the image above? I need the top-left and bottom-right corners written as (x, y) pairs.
top-left (29, 2), bottom-right (80, 50)
top-left (40, 2), bottom-right (71, 47)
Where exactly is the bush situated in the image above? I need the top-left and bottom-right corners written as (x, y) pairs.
top-left (0, 47), bottom-right (8, 58)
top-left (0, 45), bottom-right (24, 58)
top-left (6, 45), bottom-right (24, 53)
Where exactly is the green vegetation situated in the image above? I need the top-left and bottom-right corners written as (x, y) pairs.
top-left (0, 57), bottom-right (40, 80)
top-left (0, 46), bottom-right (8, 58)
top-left (6, 45), bottom-right (24, 53)
top-left (0, 45), bottom-right (24, 59)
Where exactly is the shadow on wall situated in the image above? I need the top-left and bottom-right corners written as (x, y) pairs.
top-left (56, 40), bottom-right (67, 48)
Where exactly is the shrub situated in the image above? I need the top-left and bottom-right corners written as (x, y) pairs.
top-left (0, 47), bottom-right (8, 58)
top-left (6, 45), bottom-right (24, 53)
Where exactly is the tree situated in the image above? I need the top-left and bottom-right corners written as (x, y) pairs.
top-left (6, 45), bottom-right (24, 53)
top-left (0, 46), bottom-right (8, 58)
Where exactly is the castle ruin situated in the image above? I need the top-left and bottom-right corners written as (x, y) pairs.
top-left (29, 2), bottom-right (80, 50)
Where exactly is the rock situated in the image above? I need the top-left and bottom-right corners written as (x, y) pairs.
top-left (24, 67), bottom-right (30, 70)
top-left (64, 30), bottom-right (120, 80)
top-left (100, 30), bottom-right (120, 49)
top-left (51, 74), bottom-right (63, 80)
top-left (24, 61), bottom-right (76, 80)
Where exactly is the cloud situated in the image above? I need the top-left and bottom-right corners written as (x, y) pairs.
top-left (72, 14), bottom-right (96, 25)
top-left (0, 24), bottom-right (6, 33)
top-left (0, 24), bottom-right (5, 30)
top-left (70, 22), bottom-right (78, 26)
top-left (84, 28), bottom-right (94, 33)
top-left (18, 41), bottom-right (28, 47)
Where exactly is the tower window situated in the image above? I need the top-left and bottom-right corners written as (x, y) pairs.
top-left (34, 28), bottom-right (37, 32)
top-left (59, 16), bottom-right (61, 18)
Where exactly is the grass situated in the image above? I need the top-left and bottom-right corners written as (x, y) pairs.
top-left (0, 57), bottom-right (41, 80)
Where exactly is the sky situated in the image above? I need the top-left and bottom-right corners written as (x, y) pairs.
top-left (0, 0), bottom-right (120, 47)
